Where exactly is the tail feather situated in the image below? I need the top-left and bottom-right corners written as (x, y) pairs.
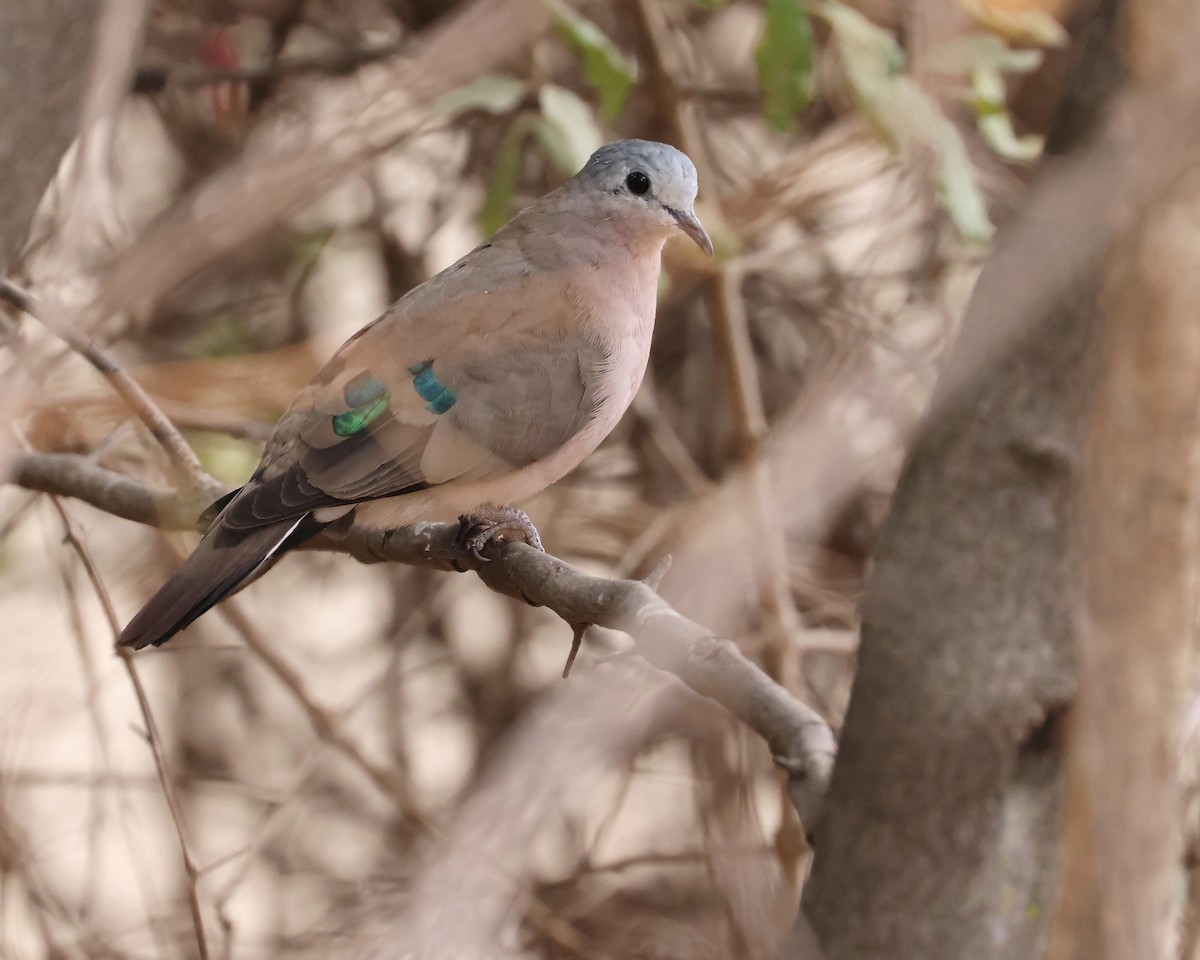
top-left (120, 516), bottom-right (309, 650)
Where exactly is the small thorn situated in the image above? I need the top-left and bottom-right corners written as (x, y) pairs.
top-left (562, 622), bottom-right (589, 679)
top-left (641, 554), bottom-right (673, 591)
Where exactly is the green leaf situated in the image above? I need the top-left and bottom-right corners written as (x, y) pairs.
top-left (977, 111), bottom-right (1043, 162)
top-left (755, 0), bottom-right (815, 131)
top-left (932, 125), bottom-right (993, 242)
top-left (813, 0), bottom-right (994, 240)
top-left (971, 64), bottom-right (1042, 162)
top-left (547, 0), bottom-right (637, 122)
top-left (906, 34), bottom-right (1044, 163)
top-left (185, 310), bottom-right (262, 359)
top-left (481, 114), bottom-right (540, 235)
top-left (921, 33), bottom-right (1042, 77)
top-left (536, 84), bottom-right (604, 174)
top-left (480, 88), bottom-right (603, 234)
top-left (433, 74), bottom-right (529, 119)
top-left (190, 432), bottom-right (263, 486)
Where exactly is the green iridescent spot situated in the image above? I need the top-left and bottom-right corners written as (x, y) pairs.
top-left (332, 371), bottom-right (390, 436)
top-left (407, 359), bottom-right (456, 414)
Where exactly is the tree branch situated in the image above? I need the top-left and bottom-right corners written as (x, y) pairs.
top-left (0, 278), bottom-right (224, 498)
top-left (132, 43), bottom-right (407, 94)
top-left (9, 452), bottom-right (214, 530)
top-left (44, 492), bottom-right (211, 960)
top-left (4, 449), bottom-right (835, 827)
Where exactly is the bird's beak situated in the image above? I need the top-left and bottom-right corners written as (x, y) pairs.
top-left (670, 208), bottom-right (714, 258)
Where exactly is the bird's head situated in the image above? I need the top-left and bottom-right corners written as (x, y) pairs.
top-left (574, 140), bottom-right (713, 258)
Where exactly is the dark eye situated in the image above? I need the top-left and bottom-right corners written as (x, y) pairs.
top-left (625, 171), bottom-right (651, 195)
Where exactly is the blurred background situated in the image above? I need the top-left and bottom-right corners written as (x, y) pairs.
top-left (3, 0), bottom-right (1194, 958)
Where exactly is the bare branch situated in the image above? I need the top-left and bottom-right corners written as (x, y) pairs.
top-left (4, 450), bottom-right (835, 826)
top-left (215, 601), bottom-right (436, 833)
top-left (1, 278), bottom-right (223, 497)
top-left (44, 492), bottom-right (211, 960)
top-left (91, 0), bottom-right (552, 334)
top-left (472, 540), bottom-right (836, 827)
top-left (132, 43), bottom-right (407, 93)
top-left (10, 452), bottom-right (216, 529)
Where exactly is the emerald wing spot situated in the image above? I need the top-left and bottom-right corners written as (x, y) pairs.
top-left (332, 372), bottom-right (390, 436)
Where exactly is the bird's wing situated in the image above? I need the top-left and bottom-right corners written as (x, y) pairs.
top-left (220, 252), bottom-right (609, 531)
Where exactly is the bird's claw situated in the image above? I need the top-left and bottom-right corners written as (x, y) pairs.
top-left (453, 503), bottom-right (544, 570)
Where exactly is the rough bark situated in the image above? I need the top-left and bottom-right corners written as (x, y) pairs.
top-left (0, 1), bottom-right (99, 267)
top-left (1047, 160), bottom-right (1200, 960)
top-left (801, 174), bottom-right (1093, 960)
top-left (797, 3), bottom-right (1124, 957)
top-left (7, 448), bottom-right (836, 826)
top-left (1046, 0), bottom-right (1200, 952)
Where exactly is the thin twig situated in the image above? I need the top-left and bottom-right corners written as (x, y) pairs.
top-left (711, 267), bottom-right (769, 455)
top-left (11, 451), bottom-right (218, 529)
top-left (622, 2), bottom-right (810, 699)
top-left (91, 0), bottom-right (551, 342)
top-left (625, 0), bottom-right (713, 190)
top-left (215, 601), bottom-right (436, 833)
top-left (5, 452), bottom-right (836, 825)
top-left (43, 493), bottom-right (211, 960)
top-left (55, 543), bottom-right (169, 947)
top-left (630, 384), bottom-right (712, 497)
top-left (133, 43), bottom-right (407, 93)
top-left (0, 278), bottom-right (222, 497)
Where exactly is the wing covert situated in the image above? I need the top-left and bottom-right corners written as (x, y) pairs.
top-left (220, 327), bottom-right (609, 531)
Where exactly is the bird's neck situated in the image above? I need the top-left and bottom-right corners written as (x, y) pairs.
top-left (508, 190), bottom-right (666, 342)
top-left (525, 185), bottom-right (669, 262)
top-left (576, 241), bottom-right (663, 358)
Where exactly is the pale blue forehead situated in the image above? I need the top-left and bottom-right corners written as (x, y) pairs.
top-left (576, 139), bottom-right (698, 193)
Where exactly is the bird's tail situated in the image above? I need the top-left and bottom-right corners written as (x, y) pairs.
top-left (119, 513), bottom-right (314, 650)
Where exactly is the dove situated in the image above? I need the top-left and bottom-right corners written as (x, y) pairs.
top-left (119, 139), bottom-right (712, 650)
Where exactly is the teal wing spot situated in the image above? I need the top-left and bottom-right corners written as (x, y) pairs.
top-left (407, 359), bottom-right (457, 414)
top-left (426, 390), bottom-right (456, 415)
top-left (333, 371), bottom-right (390, 436)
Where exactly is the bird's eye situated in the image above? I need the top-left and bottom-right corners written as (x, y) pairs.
top-left (625, 171), bottom-right (651, 195)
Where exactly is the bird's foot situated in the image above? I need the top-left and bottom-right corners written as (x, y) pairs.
top-left (453, 503), bottom-right (544, 568)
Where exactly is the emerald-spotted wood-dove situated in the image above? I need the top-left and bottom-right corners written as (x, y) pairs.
top-left (120, 140), bottom-right (711, 649)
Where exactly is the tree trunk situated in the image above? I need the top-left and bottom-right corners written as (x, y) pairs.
top-left (1046, 159), bottom-right (1200, 960)
top-left (800, 178), bottom-right (1095, 960)
top-left (796, 3), bottom-right (1140, 957)
top-left (0, 1), bottom-right (99, 267)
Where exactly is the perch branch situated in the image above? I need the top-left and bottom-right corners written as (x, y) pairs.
top-left (624, 0), bottom-right (809, 699)
top-left (5, 452), bottom-right (835, 826)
